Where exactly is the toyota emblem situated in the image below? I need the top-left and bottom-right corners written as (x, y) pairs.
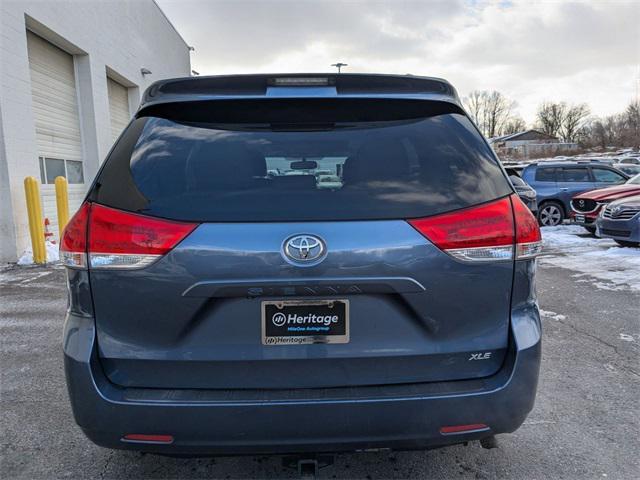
top-left (283, 234), bottom-right (326, 264)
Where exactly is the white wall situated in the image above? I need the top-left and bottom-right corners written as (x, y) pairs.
top-left (0, 0), bottom-right (191, 262)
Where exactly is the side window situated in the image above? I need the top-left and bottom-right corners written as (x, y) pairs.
top-left (535, 168), bottom-right (558, 182)
top-left (38, 157), bottom-right (85, 184)
top-left (592, 168), bottom-right (626, 184)
top-left (561, 167), bottom-right (591, 182)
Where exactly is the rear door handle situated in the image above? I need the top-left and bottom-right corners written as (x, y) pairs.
top-left (560, 188), bottom-right (569, 191)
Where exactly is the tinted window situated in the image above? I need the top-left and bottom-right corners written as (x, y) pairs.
top-left (535, 168), bottom-right (558, 182)
top-left (93, 106), bottom-right (510, 222)
top-left (592, 168), bottom-right (625, 183)
top-left (561, 167), bottom-right (591, 182)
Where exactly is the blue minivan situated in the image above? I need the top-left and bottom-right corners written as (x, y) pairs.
top-left (61, 74), bottom-right (542, 458)
top-left (521, 162), bottom-right (628, 226)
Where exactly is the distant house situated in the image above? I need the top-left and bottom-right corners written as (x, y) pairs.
top-left (489, 130), bottom-right (559, 147)
top-left (489, 130), bottom-right (578, 159)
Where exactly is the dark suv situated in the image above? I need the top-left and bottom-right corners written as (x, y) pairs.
top-left (61, 74), bottom-right (542, 457)
top-left (521, 162), bottom-right (628, 226)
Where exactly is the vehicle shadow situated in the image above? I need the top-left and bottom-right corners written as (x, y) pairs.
top-left (99, 446), bottom-right (486, 479)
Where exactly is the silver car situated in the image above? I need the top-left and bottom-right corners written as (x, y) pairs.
top-left (596, 194), bottom-right (640, 247)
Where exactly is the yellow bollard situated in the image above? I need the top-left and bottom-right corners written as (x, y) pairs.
top-left (55, 176), bottom-right (69, 238)
top-left (23, 176), bottom-right (46, 264)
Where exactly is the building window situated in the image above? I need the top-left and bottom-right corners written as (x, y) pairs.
top-left (38, 157), bottom-right (84, 184)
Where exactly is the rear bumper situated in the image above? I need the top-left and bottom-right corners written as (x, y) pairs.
top-left (63, 305), bottom-right (541, 455)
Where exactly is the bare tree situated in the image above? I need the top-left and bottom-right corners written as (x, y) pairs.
top-left (463, 90), bottom-right (485, 129)
top-left (622, 100), bottom-right (640, 147)
top-left (536, 101), bottom-right (591, 142)
top-left (536, 102), bottom-right (566, 138)
top-left (485, 91), bottom-right (517, 138)
top-left (580, 101), bottom-right (640, 148)
top-left (463, 90), bottom-right (518, 138)
top-left (502, 117), bottom-right (527, 136)
top-left (560, 103), bottom-right (590, 142)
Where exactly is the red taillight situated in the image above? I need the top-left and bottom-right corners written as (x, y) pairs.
top-left (511, 195), bottom-right (543, 259)
top-left (122, 434), bottom-right (174, 444)
top-left (59, 203), bottom-right (90, 268)
top-left (440, 424), bottom-right (489, 435)
top-left (59, 202), bottom-right (198, 270)
top-left (408, 195), bottom-right (542, 262)
top-left (408, 197), bottom-right (515, 262)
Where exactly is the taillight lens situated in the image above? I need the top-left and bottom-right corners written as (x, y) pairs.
top-left (408, 194), bottom-right (542, 262)
top-left (59, 202), bottom-right (198, 270)
top-left (60, 203), bottom-right (90, 268)
top-left (408, 196), bottom-right (514, 262)
top-left (512, 195), bottom-right (543, 259)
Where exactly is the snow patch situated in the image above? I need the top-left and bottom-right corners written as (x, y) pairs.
top-left (618, 333), bottom-right (635, 342)
top-left (539, 309), bottom-right (567, 321)
top-left (17, 241), bottom-right (60, 265)
top-left (540, 226), bottom-right (640, 292)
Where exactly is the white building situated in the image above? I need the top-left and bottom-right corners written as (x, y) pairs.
top-left (489, 130), bottom-right (579, 159)
top-left (0, 0), bottom-right (191, 262)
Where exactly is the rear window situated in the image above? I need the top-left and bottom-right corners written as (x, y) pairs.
top-left (92, 100), bottom-right (511, 222)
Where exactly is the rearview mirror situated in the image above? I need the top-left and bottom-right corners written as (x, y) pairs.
top-left (291, 160), bottom-right (318, 170)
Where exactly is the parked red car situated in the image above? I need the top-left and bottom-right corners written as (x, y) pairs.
top-left (571, 174), bottom-right (640, 233)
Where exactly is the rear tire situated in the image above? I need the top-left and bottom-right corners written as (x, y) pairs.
top-left (537, 201), bottom-right (564, 227)
top-left (614, 240), bottom-right (639, 248)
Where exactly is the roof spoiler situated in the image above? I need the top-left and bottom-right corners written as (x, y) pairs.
top-left (138, 73), bottom-right (461, 112)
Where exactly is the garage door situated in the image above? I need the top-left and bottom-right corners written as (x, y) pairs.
top-left (27, 31), bottom-right (85, 242)
top-left (107, 77), bottom-right (130, 144)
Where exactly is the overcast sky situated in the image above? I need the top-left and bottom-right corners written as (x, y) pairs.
top-left (157, 0), bottom-right (640, 124)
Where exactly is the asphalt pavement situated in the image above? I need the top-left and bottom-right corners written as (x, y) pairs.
top-left (1, 261), bottom-right (638, 479)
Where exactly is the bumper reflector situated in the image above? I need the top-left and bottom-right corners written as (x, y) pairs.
top-left (440, 424), bottom-right (489, 435)
top-left (122, 434), bottom-right (174, 444)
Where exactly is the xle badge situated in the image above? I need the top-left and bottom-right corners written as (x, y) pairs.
top-left (469, 352), bottom-right (492, 361)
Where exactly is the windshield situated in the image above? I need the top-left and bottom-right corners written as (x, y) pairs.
top-left (628, 173), bottom-right (640, 185)
top-left (93, 110), bottom-right (511, 222)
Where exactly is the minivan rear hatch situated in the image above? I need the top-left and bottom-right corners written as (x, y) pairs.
top-left (85, 96), bottom-right (515, 390)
